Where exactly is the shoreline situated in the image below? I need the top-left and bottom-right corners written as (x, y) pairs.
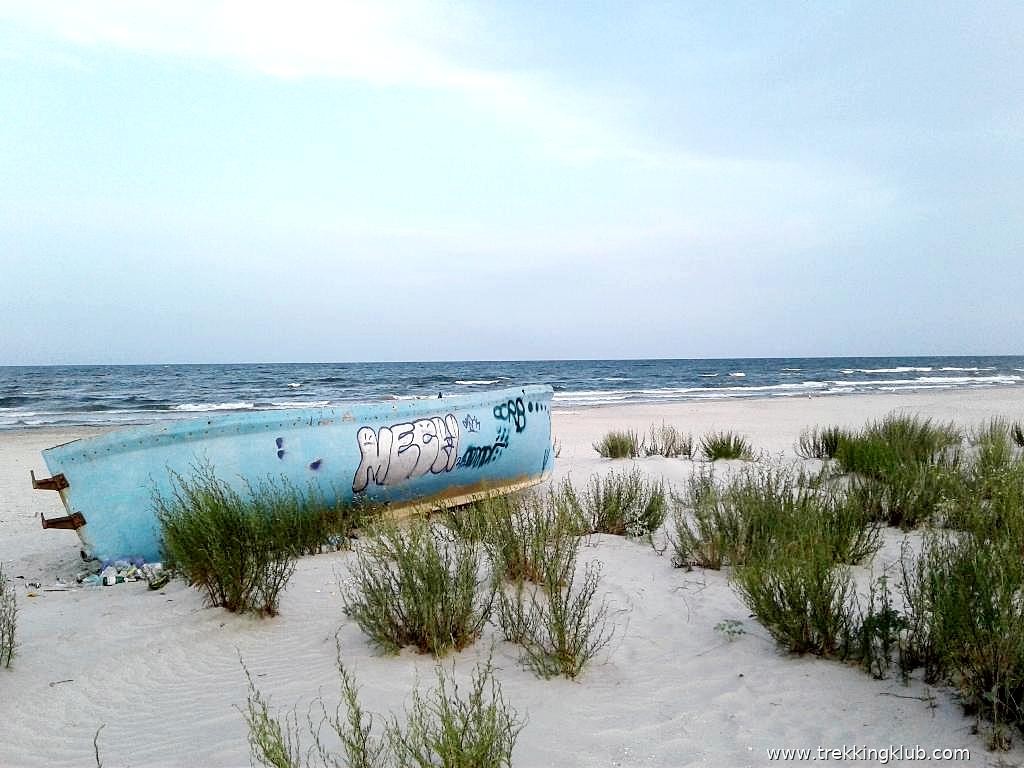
top-left (4, 385), bottom-right (1023, 439)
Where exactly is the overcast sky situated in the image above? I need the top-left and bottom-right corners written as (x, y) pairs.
top-left (1, 1), bottom-right (1021, 364)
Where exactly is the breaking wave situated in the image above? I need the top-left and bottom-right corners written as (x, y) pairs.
top-left (172, 402), bottom-right (255, 412)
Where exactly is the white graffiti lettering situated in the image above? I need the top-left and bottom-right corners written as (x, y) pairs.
top-left (352, 413), bottom-right (460, 492)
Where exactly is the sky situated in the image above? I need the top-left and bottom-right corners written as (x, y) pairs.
top-left (1, 1), bottom-right (1021, 364)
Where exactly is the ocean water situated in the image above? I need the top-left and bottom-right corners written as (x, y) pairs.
top-left (1, 356), bottom-right (1023, 430)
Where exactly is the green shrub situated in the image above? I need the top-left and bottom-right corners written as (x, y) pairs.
top-left (699, 431), bottom-right (754, 461)
top-left (323, 661), bottom-right (388, 768)
top-left (560, 469), bottom-right (667, 538)
top-left (877, 463), bottom-right (954, 530)
top-left (901, 531), bottom-right (1024, 748)
top-left (593, 429), bottom-right (642, 459)
top-left (795, 426), bottom-right (847, 460)
top-left (972, 417), bottom-right (1011, 446)
top-left (387, 655), bottom-right (525, 767)
top-left (496, 553), bottom-right (612, 679)
top-left (0, 563), bottom-right (16, 668)
top-left (897, 539), bottom-right (944, 683)
top-left (343, 519), bottom-right (493, 656)
top-left (155, 466), bottom-right (304, 615)
top-left (835, 414), bottom-right (960, 479)
top-left (475, 492), bottom-right (578, 587)
top-left (671, 464), bottom-right (881, 570)
top-left (257, 480), bottom-right (369, 558)
top-left (819, 491), bottom-right (885, 565)
top-left (243, 651), bottom-right (523, 768)
top-left (733, 536), bottom-right (856, 656)
top-left (971, 419), bottom-right (1016, 482)
top-left (645, 423), bottom-right (693, 458)
top-left (670, 465), bottom-right (754, 569)
top-left (834, 414), bottom-right (962, 529)
top-left (852, 574), bottom-right (906, 680)
top-left (438, 498), bottom-right (491, 544)
top-left (969, 458), bottom-right (1024, 539)
top-left (242, 663), bottom-right (304, 768)
top-left (670, 480), bottom-right (730, 570)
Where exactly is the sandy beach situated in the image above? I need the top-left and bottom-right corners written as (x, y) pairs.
top-left (3, 388), bottom-right (1024, 767)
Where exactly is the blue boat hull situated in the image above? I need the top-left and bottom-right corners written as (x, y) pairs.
top-left (37, 385), bottom-right (554, 562)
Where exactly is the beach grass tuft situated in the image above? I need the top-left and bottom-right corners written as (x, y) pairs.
top-left (644, 423), bottom-right (693, 458)
top-left (343, 518), bottom-right (493, 657)
top-left (386, 654), bottom-right (525, 767)
top-left (242, 662), bottom-right (304, 768)
top-left (496, 552), bottom-right (613, 679)
top-left (794, 425), bottom-right (847, 460)
top-left (472, 492), bottom-right (579, 587)
top-left (560, 468), bottom-right (667, 538)
top-left (699, 431), bottom-right (754, 461)
top-left (733, 534), bottom-right (856, 657)
top-left (831, 414), bottom-right (963, 529)
top-left (671, 463), bottom-right (881, 571)
top-left (834, 413), bottom-right (961, 477)
top-left (0, 563), bottom-right (16, 668)
top-left (155, 465), bottom-right (325, 616)
top-left (853, 573), bottom-right (907, 681)
top-left (243, 649), bottom-right (523, 768)
top-left (593, 429), bottom-right (642, 459)
top-left (970, 418), bottom-right (1016, 478)
top-left (899, 529), bottom-right (1024, 748)
top-left (438, 498), bottom-right (492, 544)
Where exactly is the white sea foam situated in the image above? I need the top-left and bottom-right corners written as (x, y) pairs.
top-left (844, 375), bottom-right (1020, 387)
top-left (454, 379), bottom-right (501, 385)
top-left (839, 367), bottom-right (934, 374)
top-left (939, 367), bottom-right (993, 372)
top-left (287, 382), bottom-right (303, 388)
top-left (729, 372), bottom-right (746, 377)
top-left (172, 402), bottom-right (255, 412)
top-left (552, 380), bottom-right (832, 405)
top-left (547, 373), bottom-right (1024, 408)
top-left (699, 373), bottom-right (719, 377)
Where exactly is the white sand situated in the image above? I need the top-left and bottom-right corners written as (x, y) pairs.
top-left (2, 389), bottom-right (1024, 767)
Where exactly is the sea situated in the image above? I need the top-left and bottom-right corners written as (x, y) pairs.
top-left (1, 356), bottom-right (1023, 431)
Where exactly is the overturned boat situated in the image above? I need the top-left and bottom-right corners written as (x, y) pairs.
top-left (33, 385), bottom-right (554, 562)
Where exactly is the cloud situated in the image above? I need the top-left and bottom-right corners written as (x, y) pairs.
top-left (2, 1), bottom-right (616, 156)
top-left (0, 1), bottom-right (789, 172)
top-left (0, 0), bottom-right (894, 244)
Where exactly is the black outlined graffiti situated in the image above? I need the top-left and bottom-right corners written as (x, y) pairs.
top-left (493, 397), bottom-right (527, 433)
top-left (457, 427), bottom-right (510, 470)
top-left (462, 414), bottom-right (481, 433)
top-left (352, 414), bottom-right (460, 492)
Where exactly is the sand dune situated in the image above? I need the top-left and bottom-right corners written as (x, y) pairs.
top-left (2, 389), bottom-right (1023, 767)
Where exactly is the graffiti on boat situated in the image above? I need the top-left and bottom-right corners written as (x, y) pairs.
top-left (352, 415), bottom-right (460, 492)
top-left (457, 427), bottom-right (510, 470)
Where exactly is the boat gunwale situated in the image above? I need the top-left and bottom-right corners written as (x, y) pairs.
top-left (43, 384), bottom-right (554, 462)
